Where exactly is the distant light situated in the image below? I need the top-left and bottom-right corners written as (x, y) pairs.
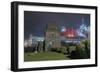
top-left (61, 26), bottom-right (66, 32)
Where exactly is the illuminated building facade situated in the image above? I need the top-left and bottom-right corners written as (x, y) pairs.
top-left (45, 22), bottom-right (61, 51)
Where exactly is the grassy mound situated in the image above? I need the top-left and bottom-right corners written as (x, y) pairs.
top-left (24, 51), bottom-right (70, 62)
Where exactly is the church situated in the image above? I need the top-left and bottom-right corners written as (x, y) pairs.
top-left (45, 22), bottom-right (61, 51)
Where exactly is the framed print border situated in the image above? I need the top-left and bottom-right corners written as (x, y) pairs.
top-left (11, 1), bottom-right (98, 72)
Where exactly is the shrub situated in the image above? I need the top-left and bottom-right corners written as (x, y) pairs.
top-left (75, 43), bottom-right (89, 59)
top-left (51, 48), bottom-right (57, 52)
top-left (60, 47), bottom-right (67, 54)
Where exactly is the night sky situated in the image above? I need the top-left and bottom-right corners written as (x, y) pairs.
top-left (24, 11), bottom-right (90, 39)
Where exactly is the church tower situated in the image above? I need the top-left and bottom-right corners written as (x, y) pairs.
top-left (45, 22), bottom-right (61, 51)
